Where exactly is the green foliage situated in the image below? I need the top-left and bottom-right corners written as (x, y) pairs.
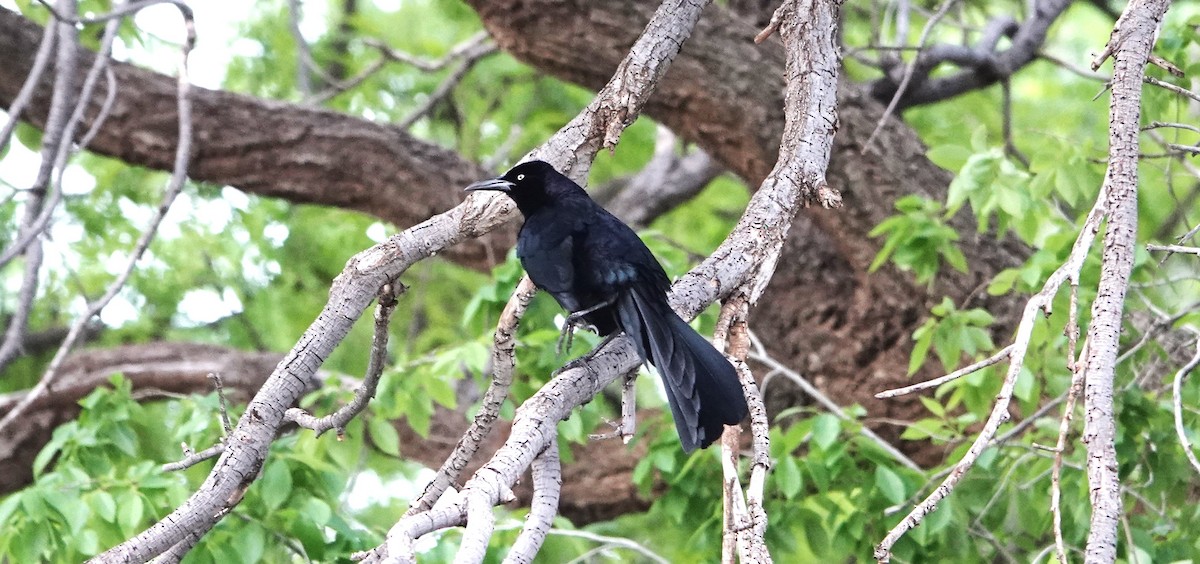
top-left (869, 195), bottom-right (967, 284)
top-left (6, 1), bottom-right (1200, 562)
top-left (908, 297), bottom-right (995, 374)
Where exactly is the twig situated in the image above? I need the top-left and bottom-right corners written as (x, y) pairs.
top-left (1144, 75), bottom-right (1200, 104)
top-left (162, 443), bottom-right (225, 472)
top-left (751, 339), bottom-right (921, 472)
top-left (753, 0), bottom-right (794, 44)
top-left (1038, 51), bottom-right (1110, 81)
top-left (1147, 243), bottom-right (1200, 256)
top-left (286, 283), bottom-right (400, 436)
top-left (305, 32), bottom-right (493, 105)
top-left (1171, 335), bottom-right (1200, 476)
top-left (875, 345), bottom-right (1014, 398)
top-left (862, 0), bottom-right (960, 153)
top-left (552, 529), bottom-right (670, 564)
top-left (0, 1), bottom-right (195, 443)
top-left (1001, 80), bottom-right (1029, 167)
top-left (1053, 323), bottom-right (1087, 564)
top-left (406, 276), bottom-right (536, 516)
top-left (396, 48), bottom-right (492, 129)
top-left (503, 437), bottom-right (561, 564)
top-left (0, 18), bottom-right (56, 155)
top-left (209, 373), bottom-right (234, 434)
top-left (286, 0), bottom-right (314, 95)
top-left (35, 0), bottom-right (193, 25)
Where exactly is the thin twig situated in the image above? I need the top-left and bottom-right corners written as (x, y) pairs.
top-left (875, 345), bottom-right (1014, 398)
top-left (1145, 75), bottom-right (1200, 104)
top-left (749, 339), bottom-right (921, 472)
top-left (36, 0), bottom-right (193, 25)
top-left (552, 529), bottom-right (670, 564)
top-left (862, 0), bottom-right (960, 153)
top-left (406, 276), bottom-right (537, 516)
top-left (286, 283), bottom-right (400, 436)
top-left (305, 32), bottom-right (492, 105)
top-left (162, 443), bottom-right (225, 472)
top-left (209, 373), bottom-right (234, 434)
top-left (286, 0), bottom-right (314, 95)
top-left (0, 4), bottom-right (195, 437)
top-left (1147, 243), bottom-right (1200, 256)
top-left (1171, 335), bottom-right (1200, 476)
top-left (0, 19), bottom-right (56, 155)
top-left (1053, 308), bottom-right (1086, 564)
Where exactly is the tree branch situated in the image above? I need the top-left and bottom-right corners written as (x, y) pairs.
top-left (867, 0), bottom-right (1073, 109)
top-left (1081, 2), bottom-right (1169, 560)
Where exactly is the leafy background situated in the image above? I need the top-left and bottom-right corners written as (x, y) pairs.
top-left (2, 0), bottom-right (1199, 562)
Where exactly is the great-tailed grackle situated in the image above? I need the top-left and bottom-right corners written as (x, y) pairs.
top-left (466, 160), bottom-right (748, 452)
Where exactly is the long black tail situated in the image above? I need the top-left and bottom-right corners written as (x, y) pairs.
top-left (616, 285), bottom-right (749, 452)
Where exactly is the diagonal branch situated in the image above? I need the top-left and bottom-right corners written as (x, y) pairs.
top-left (367, 0), bottom-right (843, 560)
top-left (92, 0), bottom-right (717, 561)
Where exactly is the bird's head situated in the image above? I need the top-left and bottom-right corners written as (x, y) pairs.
top-left (465, 160), bottom-right (575, 214)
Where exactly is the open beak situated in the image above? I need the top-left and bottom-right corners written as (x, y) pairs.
top-left (464, 177), bottom-right (515, 193)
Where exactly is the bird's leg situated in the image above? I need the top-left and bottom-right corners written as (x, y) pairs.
top-left (556, 297), bottom-right (616, 356)
top-left (551, 333), bottom-right (619, 377)
top-left (590, 368), bottom-right (638, 444)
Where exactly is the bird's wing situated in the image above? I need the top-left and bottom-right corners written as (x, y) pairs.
top-left (518, 223), bottom-right (583, 312)
top-left (580, 210), bottom-right (671, 296)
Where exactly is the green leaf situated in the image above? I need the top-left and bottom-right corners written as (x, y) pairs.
top-left (811, 414), bottom-right (840, 450)
top-left (260, 460), bottom-right (292, 511)
top-left (75, 529), bottom-right (101, 556)
top-left (47, 493), bottom-right (90, 533)
top-left (909, 322), bottom-right (935, 375)
top-left (89, 491), bottom-right (117, 523)
top-left (304, 498), bottom-right (332, 526)
top-left (118, 491), bottom-right (144, 536)
top-left (919, 396), bottom-right (946, 418)
top-left (1013, 365), bottom-right (1035, 402)
top-left (775, 456), bottom-right (803, 499)
top-left (926, 144), bottom-right (972, 172)
top-left (0, 494), bottom-right (22, 525)
top-left (368, 416), bottom-right (401, 457)
top-left (941, 244), bottom-right (968, 273)
top-left (874, 466), bottom-right (907, 504)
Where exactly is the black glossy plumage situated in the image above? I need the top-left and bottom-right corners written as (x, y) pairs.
top-left (466, 160), bottom-right (748, 452)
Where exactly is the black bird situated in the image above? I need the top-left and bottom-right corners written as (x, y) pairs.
top-left (466, 160), bottom-right (748, 452)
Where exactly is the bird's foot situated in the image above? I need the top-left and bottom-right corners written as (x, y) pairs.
top-left (555, 323), bottom-right (576, 357)
top-left (551, 355), bottom-right (589, 378)
top-left (555, 310), bottom-right (594, 356)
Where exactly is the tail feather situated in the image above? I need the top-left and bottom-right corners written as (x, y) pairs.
top-left (617, 285), bottom-right (749, 452)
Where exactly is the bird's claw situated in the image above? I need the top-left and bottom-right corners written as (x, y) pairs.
top-left (556, 311), bottom-right (589, 357)
top-left (551, 355), bottom-right (588, 377)
top-left (556, 323), bottom-right (575, 357)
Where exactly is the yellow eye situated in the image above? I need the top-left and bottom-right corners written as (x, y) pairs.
top-left (517, 174), bottom-right (525, 181)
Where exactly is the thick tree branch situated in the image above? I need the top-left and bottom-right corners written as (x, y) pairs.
top-left (1081, 1), bottom-right (1168, 560)
top-left (0, 8), bottom-right (504, 270)
top-left (867, 0), bottom-right (1073, 109)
